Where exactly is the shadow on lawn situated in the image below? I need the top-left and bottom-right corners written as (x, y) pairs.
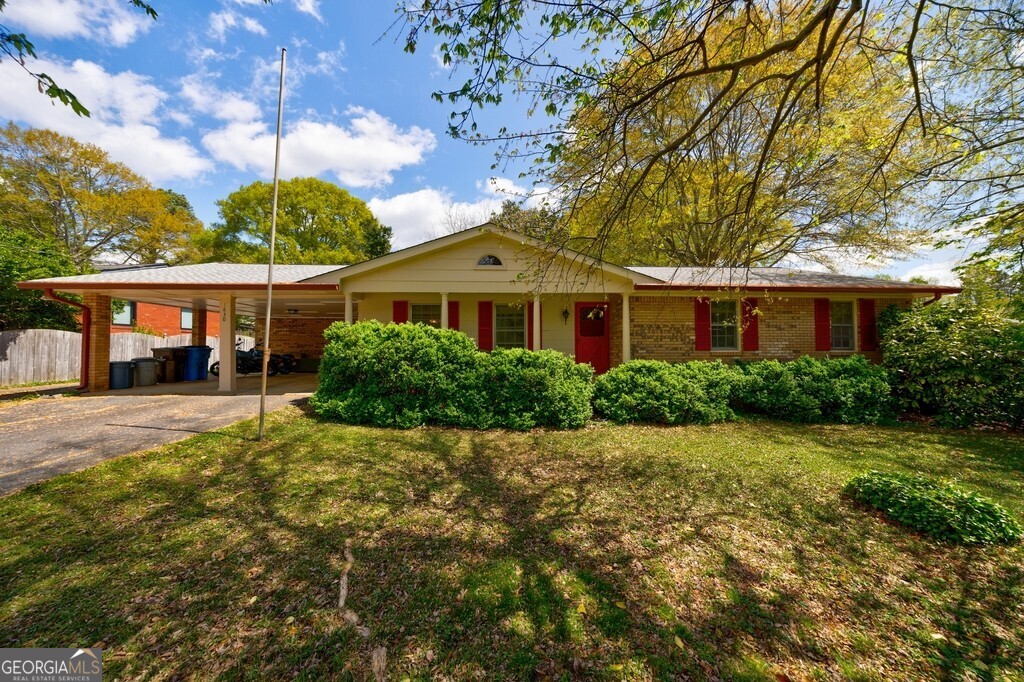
top-left (0, 418), bottom-right (1021, 680)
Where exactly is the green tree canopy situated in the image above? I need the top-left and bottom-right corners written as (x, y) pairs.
top-left (0, 123), bottom-right (204, 267)
top-left (209, 178), bottom-right (392, 265)
top-left (0, 226), bottom-right (79, 331)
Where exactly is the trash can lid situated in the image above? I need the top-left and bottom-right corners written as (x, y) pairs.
top-left (110, 360), bottom-right (134, 366)
top-left (132, 357), bottom-right (159, 363)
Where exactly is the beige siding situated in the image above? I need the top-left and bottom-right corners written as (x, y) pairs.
top-left (337, 233), bottom-right (633, 295)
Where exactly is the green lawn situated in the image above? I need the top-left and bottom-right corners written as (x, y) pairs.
top-left (1, 408), bottom-right (1022, 681)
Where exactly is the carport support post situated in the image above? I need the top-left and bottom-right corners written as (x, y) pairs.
top-left (191, 307), bottom-right (207, 346)
top-left (622, 293), bottom-right (631, 362)
top-left (84, 293), bottom-right (111, 392)
top-left (218, 295), bottom-right (237, 392)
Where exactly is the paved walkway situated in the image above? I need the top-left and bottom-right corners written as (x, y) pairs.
top-left (0, 374), bottom-right (317, 496)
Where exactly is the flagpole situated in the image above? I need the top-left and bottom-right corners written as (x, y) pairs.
top-left (258, 47), bottom-right (286, 442)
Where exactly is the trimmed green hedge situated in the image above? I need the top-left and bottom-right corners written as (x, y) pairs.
top-left (311, 321), bottom-right (593, 430)
top-left (733, 355), bottom-right (894, 424)
top-left (844, 471), bottom-right (1022, 545)
top-left (592, 360), bottom-right (736, 425)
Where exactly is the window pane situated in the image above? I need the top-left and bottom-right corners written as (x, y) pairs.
top-left (830, 301), bottom-right (855, 350)
top-left (494, 304), bottom-right (525, 348)
top-left (710, 300), bottom-right (738, 350)
top-left (181, 307), bottom-right (193, 329)
top-left (477, 254), bottom-right (503, 266)
top-left (410, 304), bottom-right (442, 328)
top-left (112, 301), bottom-right (133, 326)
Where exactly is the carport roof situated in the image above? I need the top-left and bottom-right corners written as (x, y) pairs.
top-left (18, 263), bottom-right (346, 290)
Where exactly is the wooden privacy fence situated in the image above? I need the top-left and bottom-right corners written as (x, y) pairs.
top-left (0, 330), bottom-right (255, 387)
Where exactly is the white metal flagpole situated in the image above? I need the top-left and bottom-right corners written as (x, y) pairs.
top-left (258, 47), bottom-right (286, 442)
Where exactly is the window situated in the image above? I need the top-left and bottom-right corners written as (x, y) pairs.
top-left (181, 307), bottom-right (193, 329)
top-left (411, 304), bottom-right (442, 328)
top-left (494, 304), bottom-right (525, 348)
top-left (476, 254), bottom-right (503, 267)
top-left (112, 301), bottom-right (135, 326)
top-left (710, 300), bottom-right (739, 350)
top-left (830, 301), bottom-right (855, 350)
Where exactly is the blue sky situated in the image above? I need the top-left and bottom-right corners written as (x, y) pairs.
top-left (0, 0), bottom-right (965, 281)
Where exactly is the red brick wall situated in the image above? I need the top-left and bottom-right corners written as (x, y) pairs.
top-left (629, 294), bottom-right (913, 364)
top-left (255, 317), bottom-right (341, 358)
top-left (111, 303), bottom-right (218, 338)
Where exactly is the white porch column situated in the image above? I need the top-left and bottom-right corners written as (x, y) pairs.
top-left (440, 293), bottom-right (449, 329)
top-left (218, 294), bottom-right (237, 392)
top-left (622, 293), bottom-right (631, 363)
top-left (344, 292), bottom-right (353, 324)
top-left (532, 294), bottom-right (542, 350)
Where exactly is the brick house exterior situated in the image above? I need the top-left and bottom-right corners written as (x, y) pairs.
top-left (111, 301), bottom-right (219, 338)
top-left (20, 226), bottom-right (960, 392)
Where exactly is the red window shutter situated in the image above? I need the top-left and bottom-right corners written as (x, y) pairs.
top-left (447, 300), bottom-right (460, 331)
top-left (392, 300), bottom-right (409, 324)
top-left (477, 301), bottom-right (493, 351)
top-left (694, 297), bottom-right (711, 351)
top-left (814, 298), bottom-right (831, 351)
top-left (858, 299), bottom-right (877, 351)
top-left (741, 298), bottom-right (759, 351)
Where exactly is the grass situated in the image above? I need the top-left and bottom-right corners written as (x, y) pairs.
top-left (0, 409), bottom-right (1022, 680)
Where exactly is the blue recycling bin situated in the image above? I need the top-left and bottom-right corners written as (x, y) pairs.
top-left (183, 345), bottom-right (213, 381)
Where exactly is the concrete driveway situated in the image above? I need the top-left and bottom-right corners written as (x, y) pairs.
top-left (0, 374), bottom-right (316, 496)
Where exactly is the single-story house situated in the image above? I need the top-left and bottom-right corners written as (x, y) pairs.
top-left (18, 224), bottom-right (960, 392)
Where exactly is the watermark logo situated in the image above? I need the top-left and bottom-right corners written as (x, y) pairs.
top-left (0, 648), bottom-right (102, 682)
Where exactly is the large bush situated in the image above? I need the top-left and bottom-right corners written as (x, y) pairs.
top-left (844, 471), bottom-right (1022, 545)
top-left (311, 321), bottom-right (593, 430)
top-left (593, 360), bottom-right (738, 425)
top-left (733, 355), bottom-right (894, 424)
top-left (881, 301), bottom-right (1024, 428)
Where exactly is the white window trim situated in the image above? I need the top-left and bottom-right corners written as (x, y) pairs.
top-left (710, 299), bottom-right (740, 352)
top-left (493, 303), bottom-right (527, 349)
top-left (829, 299), bottom-right (858, 352)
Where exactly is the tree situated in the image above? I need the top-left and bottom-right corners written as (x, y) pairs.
top-left (399, 1), bottom-right (1024, 265)
top-left (489, 199), bottom-right (561, 241)
top-left (0, 123), bottom-right (204, 267)
top-left (0, 226), bottom-right (79, 331)
top-left (552, 8), bottom-right (937, 267)
top-left (209, 178), bottom-right (391, 265)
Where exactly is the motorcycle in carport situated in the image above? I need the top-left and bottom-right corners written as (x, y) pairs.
top-left (210, 341), bottom-right (282, 377)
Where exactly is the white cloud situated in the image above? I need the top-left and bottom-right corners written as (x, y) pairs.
top-left (201, 106), bottom-right (436, 188)
top-left (2, 0), bottom-right (152, 46)
top-left (0, 57), bottom-right (212, 183)
top-left (179, 72), bottom-right (262, 123)
top-left (250, 42), bottom-right (347, 100)
top-left (901, 261), bottom-right (961, 285)
top-left (294, 0), bottom-right (323, 21)
top-left (208, 9), bottom-right (267, 41)
top-left (368, 177), bottom-right (531, 248)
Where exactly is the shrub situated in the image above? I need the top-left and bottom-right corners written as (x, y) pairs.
top-left (881, 301), bottom-right (1024, 428)
top-left (592, 360), bottom-right (738, 425)
top-left (843, 471), bottom-right (1022, 545)
top-left (733, 355), bottom-right (893, 424)
top-left (483, 349), bottom-right (594, 429)
top-left (311, 321), bottom-right (594, 430)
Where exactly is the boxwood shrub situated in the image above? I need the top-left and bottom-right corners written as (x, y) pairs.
top-left (592, 360), bottom-right (738, 425)
top-left (732, 355), bottom-right (894, 424)
top-left (311, 321), bottom-right (593, 430)
top-left (843, 471), bottom-right (1022, 545)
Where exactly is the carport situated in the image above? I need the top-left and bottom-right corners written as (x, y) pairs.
top-left (17, 264), bottom-right (346, 392)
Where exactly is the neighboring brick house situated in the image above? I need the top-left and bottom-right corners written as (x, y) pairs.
top-left (21, 225), bottom-right (959, 392)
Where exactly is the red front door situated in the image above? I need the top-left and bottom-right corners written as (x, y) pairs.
top-left (575, 302), bottom-right (610, 374)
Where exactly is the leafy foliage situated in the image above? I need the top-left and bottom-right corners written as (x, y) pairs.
top-left (881, 300), bottom-right (1024, 428)
top-left (0, 123), bottom-right (203, 267)
top-left (732, 356), bottom-right (894, 424)
top-left (844, 471), bottom-right (1022, 545)
top-left (592, 360), bottom-right (737, 425)
top-left (210, 178), bottom-right (391, 265)
top-left (0, 226), bottom-right (79, 331)
top-left (311, 321), bottom-right (593, 430)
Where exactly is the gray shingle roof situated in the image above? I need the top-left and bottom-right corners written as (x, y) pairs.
top-left (626, 266), bottom-right (950, 290)
top-left (24, 263), bottom-right (346, 286)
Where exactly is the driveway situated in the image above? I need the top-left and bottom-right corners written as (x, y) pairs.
top-left (0, 374), bottom-right (316, 496)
